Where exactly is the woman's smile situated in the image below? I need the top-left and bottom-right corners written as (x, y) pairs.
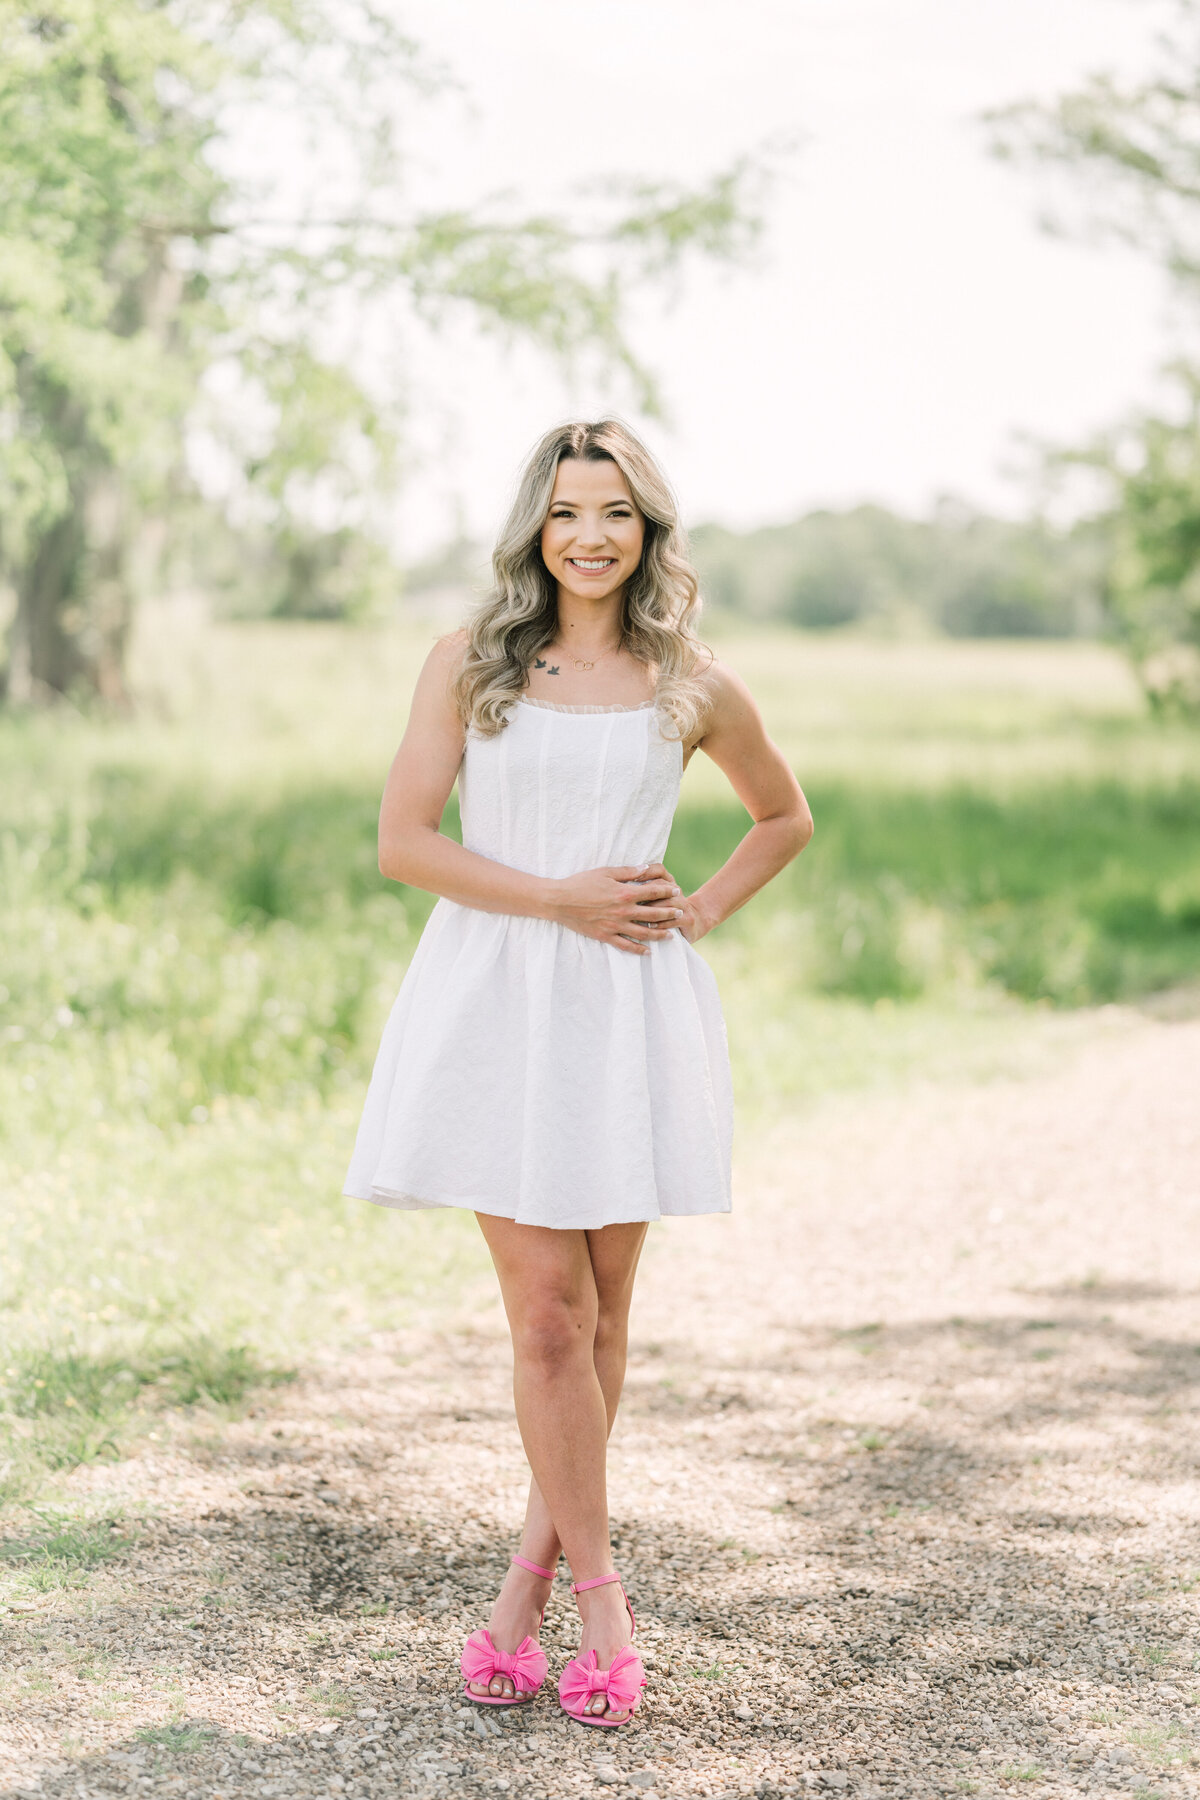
top-left (540, 457), bottom-right (645, 599)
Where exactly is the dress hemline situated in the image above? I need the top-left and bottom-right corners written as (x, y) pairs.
top-left (342, 1182), bottom-right (731, 1230)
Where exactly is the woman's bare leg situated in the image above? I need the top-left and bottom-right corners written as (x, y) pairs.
top-left (515, 1220), bottom-right (648, 1560)
top-left (468, 1217), bottom-right (648, 1714)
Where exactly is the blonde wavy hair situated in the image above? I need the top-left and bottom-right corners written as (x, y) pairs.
top-left (452, 419), bottom-right (714, 742)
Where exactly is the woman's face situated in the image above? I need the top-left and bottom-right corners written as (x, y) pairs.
top-left (540, 458), bottom-right (645, 604)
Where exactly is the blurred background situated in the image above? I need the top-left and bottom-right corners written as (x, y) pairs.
top-left (2, 0), bottom-right (1200, 1499)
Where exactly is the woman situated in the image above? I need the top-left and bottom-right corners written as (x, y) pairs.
top-left (344, 419), bottom-right (812, 1728)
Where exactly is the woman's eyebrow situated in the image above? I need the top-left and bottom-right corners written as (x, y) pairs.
top-left (549, 496), bottom-right (635, 508)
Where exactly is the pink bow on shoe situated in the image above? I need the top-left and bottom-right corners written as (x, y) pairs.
top-left (557, 1646), bottom-right (646, 1717)
top-left (460, 1628), bottom-right (548, 1697)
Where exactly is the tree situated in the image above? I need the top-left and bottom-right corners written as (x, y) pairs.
top-left (987, 0), bottom-right (1200, 707)
top-left (689, 501), bottom-right (1104, 638)
top-left (0, 0), bottom-right (764, 704)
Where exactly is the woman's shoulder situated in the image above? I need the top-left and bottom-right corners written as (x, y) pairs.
top-left (430, 626), bottom-right (472, 670)
top-left (418, 626), bottom-right (474, 694)
top-left (406, 629), bottom-right (474, 730)
top-left (681, 653), bottom-right (769, 755)
top-left (691, 649), bottom-right (756, 717)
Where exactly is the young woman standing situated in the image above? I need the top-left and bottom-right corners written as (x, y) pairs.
top-left (344, 419), bottom-right (812, 1727)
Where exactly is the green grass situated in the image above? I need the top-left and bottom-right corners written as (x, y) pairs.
top-left (134, 1722), bottom-right (215, 1753)
top-left (0, 1505), bottom-right (130, 1597)
top-left (2, 618), bottom-right (1198, 1502)
top-left (1127, 1725), bottom-right (1193, 1769)
top-left (306, 1682), bottom-right (356, 1717)
top-left (677, 778), bottom-right (1200, 1005)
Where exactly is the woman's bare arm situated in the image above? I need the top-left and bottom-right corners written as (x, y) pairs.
top-left (676, 661), bottom-right (813, 942)
top-left (376, 633), bottom-right (685, 954)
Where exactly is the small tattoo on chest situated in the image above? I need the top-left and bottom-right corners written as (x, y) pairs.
top-left (533, 658), bottom-right (560, 675)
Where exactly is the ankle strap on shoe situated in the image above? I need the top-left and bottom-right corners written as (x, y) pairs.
top-left (569, 1571), bottom-right (623, 1594)
top-left (512, 1554), bottom-right (556, 1581)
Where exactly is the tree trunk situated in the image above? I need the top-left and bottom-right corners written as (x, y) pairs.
top-left (3, 243), bottom-right (183, 708)
top-left (8, 470), bottom-right (133, 707)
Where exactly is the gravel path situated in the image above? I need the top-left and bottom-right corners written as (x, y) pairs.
top-left (3, 1013), bottom-right (1199, 1800)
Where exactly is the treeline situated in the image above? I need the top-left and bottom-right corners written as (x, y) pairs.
top-left (689, 500), bottom-right (1108, 638)
top-left (200, 496), bottom-right (1108, 644)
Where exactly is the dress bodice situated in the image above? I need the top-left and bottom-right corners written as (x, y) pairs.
top-left (457, 698), bottom-right (682, 880)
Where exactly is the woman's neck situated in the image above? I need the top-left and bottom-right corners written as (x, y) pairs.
top-left (551, 594), bottom-right (626, 659)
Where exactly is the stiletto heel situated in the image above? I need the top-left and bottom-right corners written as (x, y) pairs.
top-left (460, 1554), bottom-right (555, 1706)
top-left (557, 1571), bottom-right (646, 1728)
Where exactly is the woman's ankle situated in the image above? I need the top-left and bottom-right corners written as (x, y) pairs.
top-left (575, 1580), bottom-right (631, 1642)
top-left (514, 1551), bottom-right (558, 1580)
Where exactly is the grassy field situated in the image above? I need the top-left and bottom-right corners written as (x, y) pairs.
top-left (2, 611), bottom-right (1199, 1510)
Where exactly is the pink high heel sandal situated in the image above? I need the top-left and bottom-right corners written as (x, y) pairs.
top-left (557, 1571), bottom-right (647, 1728)
top-left (460, 1554), bottom-right (555, 1707)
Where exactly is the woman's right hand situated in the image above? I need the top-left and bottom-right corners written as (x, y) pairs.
top-left (547, 861), bottom-right (685, 954)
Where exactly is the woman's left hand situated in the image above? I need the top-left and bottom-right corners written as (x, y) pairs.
top-left (637, 869), bottom-right (708, 942)
top-left (673, 895), bottom-right (709, 943)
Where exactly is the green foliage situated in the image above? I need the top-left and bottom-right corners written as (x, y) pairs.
top-left (665, 780), bottom-right (1200, 1006)
top-left (691, 501), bottom-right (1104, 637)
top-left (134, 1722), bottom-right (214, 1753)
top-left (306, 1683), bottom-right (356, 1717)
top-left (1, 1507), bottom-right (127, 1569)
top-left (2, 1339), bottom-right (283, 1422)
top-left (987, 3), bottom-right (1200, 277)
top-left (0, 1505), bottom-right (129, 1594)
top-left (0, 1339), bottom-right (292, 1489)
top-left (0, 0), bottom-right (219, 550)
top-left (0, 0), bottom-right (766, 689)
top-left (988, 3), bottom-right (1200, 707)
top-left (1127, 1724), bottom-right (1193, 1769)
top-left (1050, 370), bottom-right (1200, 710)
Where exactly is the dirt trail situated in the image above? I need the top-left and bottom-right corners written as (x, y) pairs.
top-left (3, 1016), bottom-right (1199, 1800)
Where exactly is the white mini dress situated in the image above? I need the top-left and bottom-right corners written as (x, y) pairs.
top-left (343, 695), bottom-right (734, 1229)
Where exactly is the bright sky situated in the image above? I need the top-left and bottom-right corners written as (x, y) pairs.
top-left (384, 1), bottom-right (1174, 552)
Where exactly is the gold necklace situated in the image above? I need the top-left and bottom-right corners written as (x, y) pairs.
top-left (549, 640), bottom-right (622, 673)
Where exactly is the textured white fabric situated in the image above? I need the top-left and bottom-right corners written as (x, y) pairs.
top-left (343, 697), bottom-right (734, 1228)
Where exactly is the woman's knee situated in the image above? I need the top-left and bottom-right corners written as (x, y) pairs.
top-left (512, 1291), bottom-right (597, 1374)
top-left (591, 1305), bottom-right (627, 1361)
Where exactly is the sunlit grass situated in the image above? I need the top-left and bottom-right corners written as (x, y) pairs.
top-left (306, 1682), bottom-right (356, 1717)
top-left (1127, 1724), bottom-right (1193, 1769)
top-left (0, 1505), bottom-right (132, 1598)
top-left (134, 1721), bottom-right (215, 1753)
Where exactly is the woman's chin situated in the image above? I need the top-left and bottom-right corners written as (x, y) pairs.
top-left (557, 574), bottom-right (626, 602)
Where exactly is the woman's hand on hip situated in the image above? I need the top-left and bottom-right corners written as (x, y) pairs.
top-left (671, 892), bottom-right (710, 943)
top-left (547, 861), bottom-right (685, 954)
